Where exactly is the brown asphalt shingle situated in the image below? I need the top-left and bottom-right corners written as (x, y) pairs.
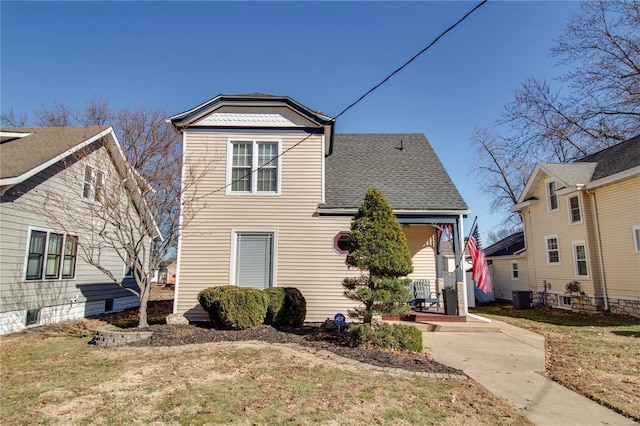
top-left (0, 126), bottom-right (109, 180)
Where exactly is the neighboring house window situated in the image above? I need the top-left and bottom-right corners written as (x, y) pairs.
top-left (633, 225), bottom-right (640, 252)
top-left (547, 180), bottom-right (559, 211)
top-left (82, 166), bottom-right (105, 201)
top-left (228, 140), bottom-right (280, 194)
top-left (545, 235), bottom-right (561, 264)
top-left (568, 195), bottom-right (582, 224)
top-left (333, 231), bottom-right (354, 255)
top-left (45, 233), bottom-right (63, 279)
top-left (232, 231), bottom-right (275, 289)
top-left (511, 261), bottom-right (519, 280)
top-left (25, 229), bottom-right (78, 280)
top-left (26, 230), bottom-right (46, 280)
top-left (572, 241), bottom-right (589, 279)
top-left (62, 236), bottom-right (78, 278)
top-left (83, 166), bottom-right (93, 198)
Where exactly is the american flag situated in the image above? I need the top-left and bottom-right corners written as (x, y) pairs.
top-left (467, 227), bottom-right (493, 294)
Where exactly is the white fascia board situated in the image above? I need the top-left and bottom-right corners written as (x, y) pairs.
top-left (0, 127), bottom-right (113, 187)
top-left (104, 131), bottom-right (163, 242)
top-left (585, 166), bottom-right (640, 190)
top-left (511, 198), bottom-right (539, 212)
top-left (516, 163), bottom-right (543, 204)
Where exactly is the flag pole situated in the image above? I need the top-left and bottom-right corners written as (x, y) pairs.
top-left (456, 216), bottom-right (477, 270)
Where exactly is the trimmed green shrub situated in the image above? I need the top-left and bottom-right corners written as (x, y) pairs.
top-left (343, 188), bottom-right (413, 323)
top-left (349, 323), bottom-right (423, 353)
top-left (263, 287), bottom-right (307, 327)
top-left (197, 286), bottom-right (269, 330)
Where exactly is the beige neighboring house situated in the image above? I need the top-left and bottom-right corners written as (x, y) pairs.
top-left (512, 135), bottom-right (640, 317)
top-left (484, 231), bottom-right (528, 301)
top-left (168, 94), bottom-right (471, 322)
top-left (0, 126), bottom-right (159, 334)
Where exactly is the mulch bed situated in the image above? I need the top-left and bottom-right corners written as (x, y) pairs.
top-left (99, 297), bottom-right (462, 375)
top-left (124, 322), bottom-right (461, 375)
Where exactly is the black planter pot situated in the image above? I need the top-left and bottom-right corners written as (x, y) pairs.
top-left (443, 288), bottom-right (458, 316)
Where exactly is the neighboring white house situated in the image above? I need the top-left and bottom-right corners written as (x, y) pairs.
top-left (0, 126), bottom-right (160, 334)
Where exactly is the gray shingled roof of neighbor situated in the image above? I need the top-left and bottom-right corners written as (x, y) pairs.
top-left (484, 231), bottom-right (525, 257)
top-left (0, 126), bottom-right (109, 180)
top-left (539, 162), bottom-right (598, 187)
top-left (323, 133), bottom-right (468, 211)
top-left (575, 133), bottom-right (640, 180)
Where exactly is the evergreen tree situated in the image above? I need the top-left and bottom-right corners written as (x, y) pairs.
top-left (343, 188), bottom-right (413, 324)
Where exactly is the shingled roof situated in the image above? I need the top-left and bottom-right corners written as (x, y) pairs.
top-left (0, 126), bottom-right (110, 180)
top-left (484, 231), bottom-right (525, 258)
top-left (323, 133), bottom-right (468, 211)
top-left (575, 134), bottom-right (640, 180)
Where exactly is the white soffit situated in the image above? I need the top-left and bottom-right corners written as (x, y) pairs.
top-left (192, 105), bottom-right (318, 128)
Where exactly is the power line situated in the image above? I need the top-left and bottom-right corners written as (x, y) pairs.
top-left (209, 0), bottom-right (488, 195)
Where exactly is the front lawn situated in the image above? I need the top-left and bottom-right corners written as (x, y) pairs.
top-left (0, 320), bottom-right (532, 425)
top-left (471, 303), bottom-right (640, 421)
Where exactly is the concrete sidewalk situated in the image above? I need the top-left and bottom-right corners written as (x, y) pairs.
top-left (421, 318), bottom-right (635, 425)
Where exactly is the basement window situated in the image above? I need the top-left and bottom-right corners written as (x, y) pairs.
top-left (25, 308), bottom-right (40, 326)
top-left (105, 299), bottom-right (114, 312)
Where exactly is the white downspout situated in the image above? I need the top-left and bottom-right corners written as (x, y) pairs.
top-left (587, 189), bottom-right (609, 311)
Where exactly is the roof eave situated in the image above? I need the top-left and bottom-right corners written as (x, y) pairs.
top-left (585, 165), bottom-right (640, 190)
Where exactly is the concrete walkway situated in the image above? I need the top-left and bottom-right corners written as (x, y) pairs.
top-left (420, 318), bottom-right (636, 426)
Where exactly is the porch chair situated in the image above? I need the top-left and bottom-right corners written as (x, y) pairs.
top-left (408, 279), bottom-right (440, 312)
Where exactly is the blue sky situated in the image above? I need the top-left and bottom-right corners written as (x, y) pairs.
top-left (1, 1), bottom-right (581, 242)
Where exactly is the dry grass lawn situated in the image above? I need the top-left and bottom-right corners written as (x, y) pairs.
top-left (0, 319), bottom-right (532, 425)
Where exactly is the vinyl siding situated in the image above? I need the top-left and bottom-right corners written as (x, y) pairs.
top-left (521, 174), bottom-right (595, 295)
top-left (490, 257), bottom-right (529, 300)
top-left (177, 130), bottom-right (437, 322)
top-left (593, 176), bottom-right (640, 298)
top-left (0, 143), bottom-right (135, 315)
top-left (404, 225), bottom-right (436, 282)
top-left (177, 131), bottom-right (360, 322)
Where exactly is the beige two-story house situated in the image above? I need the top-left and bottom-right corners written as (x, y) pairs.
top-left (169, 94), bottom-right (471, 322)
top-left (0, 126), bottom-right (160, 334)
top-left (512, 135), bottom-right (640, 317)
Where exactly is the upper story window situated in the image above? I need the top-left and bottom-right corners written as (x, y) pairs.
top-left (568, 195), bottom-right (582, 224)
top-left (545, 234), bottom-right (561, 265)
top-left (633, 225), bottom-right (640, 252)
top-left (83, 165), bottom-right (104, 201)
top-left (511, 261), bottom-right (519, 280)
top-left (547, 180), bottom-right (558, 211)
top-left (228, 140), bottom-right (280, 195)
top-left (25, 228), bottom-right (78, 281)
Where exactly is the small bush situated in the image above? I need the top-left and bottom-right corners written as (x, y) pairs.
top-left (197, 286), bottom-right (268, 330)
top-left (264, 287), bottom-right (306, 327)
top-left (349, 323), bottom-right (423, 352)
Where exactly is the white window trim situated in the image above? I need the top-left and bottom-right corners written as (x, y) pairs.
top-left (567, 194), bottom-right (583, 225)
top-left (226, 138), bottom-right (282, 196)
top-left (510, 261), bottom-right (519, 280)
top-left (82, 164), bottom-right (106, 202)
top-left (633, 225), bottom-right (640, 253)
top-left (229, 228), bottom-right (278, 288)
top-left (545, 178), bottom-right (559, 212)
top-left (544, 234), bottom-right (561, 265)
top-left (22, 226), bottom-right (78, 282)
top-left (557, 295), bottom-right (572, 310)
top-left (572, 240), bottom-right (589, 279)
